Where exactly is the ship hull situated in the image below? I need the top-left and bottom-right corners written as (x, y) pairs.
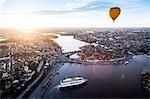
top-left (59, 79), bottom-right (88, 88)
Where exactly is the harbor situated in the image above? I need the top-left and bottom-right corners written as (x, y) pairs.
top-left (28, 33), bottom-right (150, 98)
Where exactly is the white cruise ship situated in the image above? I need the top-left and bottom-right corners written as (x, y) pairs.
top-left (59, 77), bottom-right (88, 88)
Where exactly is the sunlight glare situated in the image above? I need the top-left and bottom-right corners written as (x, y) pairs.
top-left (12, 14), bottom-right (38, 30)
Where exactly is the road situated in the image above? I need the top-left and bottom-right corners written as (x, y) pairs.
top-left (28, 55), bottom-right (64, 99)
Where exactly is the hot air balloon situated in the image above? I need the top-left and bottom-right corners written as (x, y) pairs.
top-left (109, 7), bottom-right (121, 22)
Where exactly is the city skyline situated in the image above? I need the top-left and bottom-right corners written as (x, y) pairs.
top-left (0, 0), bottom-right (150, 28)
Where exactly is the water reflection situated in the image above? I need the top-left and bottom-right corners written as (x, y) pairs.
top-left (52, 35), bottom-right (87, 52)
top-left (42, 55), bottom-right (149, 98)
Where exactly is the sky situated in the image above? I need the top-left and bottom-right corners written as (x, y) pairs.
top-left (0, 0), bottom-right (150, 28)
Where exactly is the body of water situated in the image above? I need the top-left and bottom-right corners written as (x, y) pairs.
top-left (52, 34), bottom-right (88, 53)
top-left (42, 35), bottom-right (149, 98)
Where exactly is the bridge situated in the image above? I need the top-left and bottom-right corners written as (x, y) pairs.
top-left (63, 50), bottom-right (80, 57)
top-left (55, 57), bottom-right (84, 64)
top-left (0, 57), bottom-right (11, 62)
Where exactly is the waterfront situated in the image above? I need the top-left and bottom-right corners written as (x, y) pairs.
top-left (30, 34), bottom-right (149, 98)
top-left (42, 55), bottom-right (149, 98)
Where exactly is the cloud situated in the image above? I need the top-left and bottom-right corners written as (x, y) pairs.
top-left (28, 0), bottom-right (148, 14)
top-left (1, 0), bottom-right (112, 15)
top-left (64, 0), bottom-right (144, 10)
top-left (0, 0), bottom-right (5, 8)
top-left (0, 0), bottom-right (5, 5)
top-left (0, 0), bottom-right (149, 15)
top-left (0, 1), bottom-right (108, 15)
top-left (65, 0), bottom-right (97, 10)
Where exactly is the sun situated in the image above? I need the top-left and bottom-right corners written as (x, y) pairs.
top-left (11, 14), bottom-right (38, 30)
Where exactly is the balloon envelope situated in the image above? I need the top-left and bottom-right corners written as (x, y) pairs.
top-left (109, 7), bottom-right (121, 22)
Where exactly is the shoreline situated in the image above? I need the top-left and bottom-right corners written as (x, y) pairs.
top-left (65, 55), bottom-right (132, 65)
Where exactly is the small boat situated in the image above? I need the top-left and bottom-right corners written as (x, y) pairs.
top-left (56, 71), bottom-right (59, 74)
top-left (59, 77), bottom-right (88, 88)
top-left (124, 61), bottom-right (129, 65)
